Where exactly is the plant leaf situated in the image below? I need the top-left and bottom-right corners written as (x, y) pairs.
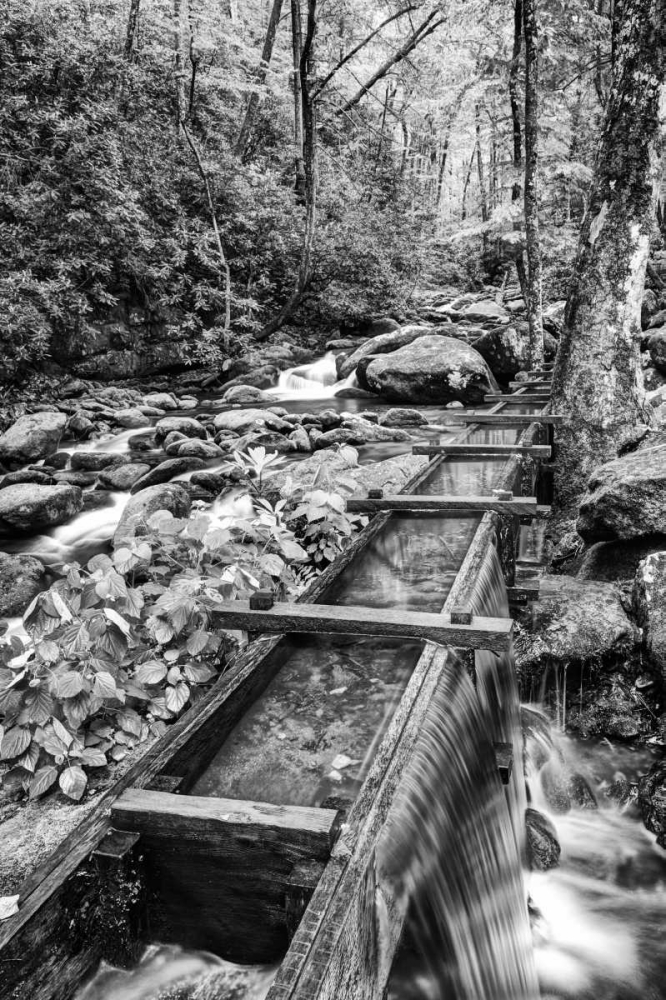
top-left (59, 766), bottom-right (88, 801)
top-left (29, 766), bottom-right (59, 800)
top-left (0, 726), bottom-right (32, 761)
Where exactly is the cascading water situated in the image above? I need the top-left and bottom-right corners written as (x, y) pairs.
top-left (269, 353), bottom-right (358, 399)
top-left (381, 545), bottom-right (539, 1000)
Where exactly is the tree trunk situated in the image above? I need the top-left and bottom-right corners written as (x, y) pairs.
top-left (551, 0), bottom-right (666, 514)
top-left (291, 0), bottom-right (306, 202)
top-left (257, 0), bottom-right (317, 340)
top-left (125, 0), bottom-right (141, 60)
top-left (173, 0), bottom-right (187, 130)
top-left (509, 0), bottom-right (523, 202)
top-left (522, 0), bottom-right (544, 368)
top-left (235, 0), bottom-right (284, 160)
top-left (475, 103), bottom-right (489, 223)
top-left (461, 144), bottom-right (476, 221)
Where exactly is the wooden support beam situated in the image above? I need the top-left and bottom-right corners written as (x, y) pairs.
top-left (493, 742), bottom-right (513, 784)
top-left (509, 379), bottom-right (551, 389)
top-left (451, 413), bottom-right (563, 425)
top-left (413, 443), bottom-right (551, 458)
top-left (506, 583), bottom-right (540, 605)
top-left (112, 790), bottom-right (341, 960)
top-left (346, 494), bottom-right (541, 517)
top-left (484, 393), bottom-right (551, 403)
top-left (212, 600), bottom-right (514, 651)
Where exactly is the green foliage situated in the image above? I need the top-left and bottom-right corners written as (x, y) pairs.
top-left (0, 449), bottom-right (364, 801)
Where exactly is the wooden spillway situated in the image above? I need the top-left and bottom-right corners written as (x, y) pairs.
top-left (0, 388), bottom-right (553, 1000)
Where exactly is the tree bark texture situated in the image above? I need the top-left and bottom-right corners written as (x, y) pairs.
top-left (235, 0), bottom-right (284, 160)
top-left (551, 0), bottom-right (666, 513)
top-left (291, 0), bottom-right (306, 201)
top-left (509, 0), bottom-right (523, 202)
top-left (125, 0), bottom-right (141, 61)
top-left (522, 0), bottom-right (544, 368)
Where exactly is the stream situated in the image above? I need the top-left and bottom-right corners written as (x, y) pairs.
top-left (3, 357), bottom-right (665, 999)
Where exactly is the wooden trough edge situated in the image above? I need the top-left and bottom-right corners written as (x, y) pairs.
top-left (346, 493), bottom-right (545, 517)
top-left (413, 442), bottom-right (552, 458)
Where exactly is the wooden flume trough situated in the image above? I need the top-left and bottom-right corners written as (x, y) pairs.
top-left (0, 393), bottom-right (553, 1000)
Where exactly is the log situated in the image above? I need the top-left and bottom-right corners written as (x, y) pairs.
top-left (346, 494), bottom-right (542, 516)
top-left (413, 443), bottom-right (551, 458)
top-left (483, 393), bottom-right (551, 403)
top-left (112, 790), bottom-right (341, 960)
top-left (450, 413), bottom-right (562, 425)
top-left (213, 600), bottom-right (514, 651)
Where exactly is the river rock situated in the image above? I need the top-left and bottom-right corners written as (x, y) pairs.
top-left (231, 431), bottom-right (295, 453)
top-left (337, 325), bottom-right (434, 381)
top-left (113, 408), bottom-right (152, 429)
top-left (66, 412), bottom-right (96, 438)
top-left (128, 431), bottom-right (159, 452)
top-left (221, 366), bottom-right (280, 391)
top-left (340, 418), bottom-right (411, 444)
top-left (577, 441), bottom-right (666, 541)
top-left (154, 416), bottom-right (207, 444)
top-left (567, 679), bottom-right (644, 740)
top-left (221, 385), bottom-right (272, 404)
top-left (129, 458), bottom-right (207, 494)
top-left (289, 426), bottom-right (311, 452)
top-left (339, 316), bottom-right (400, 338)
top-left (166, 439), bottom-right (224, 460)
top-left (638, 761), bottom-right (666, 848)
top-left (644, 365), bottom-right (666, 391)
top-left (567, 772), bottom-right (598, 810)
top-left (71, 452), bottom-right (129, 472)
top-left (212, 409), bottom-right (292, 435)
top-left (379, 408), bottom-right (428, 427)
top-left (98, 463), bottom-right (152, 491)
top-left (0, 412), bottom-right (68, 469)
top-left (525, 807), bottom-right (561, 869)
top-left (633, 552), bottom-right (666, 682)
top-left (461, 300), bottom-right (510, 323)
top-left (361, 336), bottom-right (497, 405)
top-left (0, 484), bottom-right (83, 533)
top-left (53, 470), bottom-right (97, 487)
top-left (0, 470), bottom-right (56, 488)
top-left (189, 471), bottom-right (231, 493)
top-left (143, 392), bottom-right (179, 411)
top-left (0, 552), bottom-right (46, 616)
top-left (319, 409), bottom-right (342, 429)
top-left (114, 483), bottom-right (191, 548)
top-left (515, 575), bottom-right (637, 687)
top-left (472, 326), bottom-right (529, 378)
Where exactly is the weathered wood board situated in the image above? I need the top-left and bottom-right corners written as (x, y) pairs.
top-left (483, 393), bottom-right (551, 403)
top-left (213, 600), bottom-right (513, 650)
top-left (413, 443), bottom-right (551, 458)
top-left (450, 413), bottom-right (562, 425)
top-left (346, 494), bottom-right (541, 516)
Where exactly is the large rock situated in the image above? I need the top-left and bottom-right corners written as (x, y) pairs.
top-left (114, 484), bottom-right (191, 548)
top-left (212, 409), bottom-right (292, 435)
top-left (472, 326), bottom-right (529, 378)
top-left (461, 300), bottom-right (510, 324)
top-left (268, 449), bottom-right (429, 497)
top-left (638, 761), bottom-right (666, 848)
top-left (0, 412), bottom-right (67, 469)
top-left (337, 325), bottom-right (433, 381)
top-left (525, 808), bottom-right (561, 870)
top-left (98, 463), bottom-right (152, 491)
top-left (0, 552), bottom-right (46, 616)
top-left (647, 329), bottom-right (666, 373)
top-left (71, 452), bottom-right (129, 472)
top-left (633, 552), bottom-right (666, 682)
top-left (0, 484), bottom-right (83, 533)
top-left (154, 416), bottom-right (207, 444)
top-left (379, 408), bottom-right (428, 428)
top-left (221, 385), bottom-right (272, 405)
top-left (360, 336), bottom-right (497, 405)
top-left (129, 458), bottom-right (207, 494)
top-left (339, 316), bottom-right (400, 338)
top-left (515, 575), bottom-right (637, 687)
top-left (577, 442), bottom-right (666, 541)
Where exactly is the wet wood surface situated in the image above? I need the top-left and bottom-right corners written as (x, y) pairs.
top-left (346, 493), bottom-right (541, 516)
top-left (413, 442), bottom-right (552, 457)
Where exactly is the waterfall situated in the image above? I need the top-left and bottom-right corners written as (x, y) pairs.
top-left (268, 353), bottom-right (358, 399)
top-left (380, 546), bottom-right (539, 1000)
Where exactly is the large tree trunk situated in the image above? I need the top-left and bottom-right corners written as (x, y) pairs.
top-left (509, 0), bottom-right (523, 203)
top-left (125, 0), bottom-right (141, 60)
top-left (522, 0), bottom-right (544, 368)
top-left (257, 0), bottom-right (317, 340)
top-left (291, 0), bottom-right (306, 202)
top-left (235, 0), bottom-right (284, 160)
top-left (551, 0), bottom-right (666, 514)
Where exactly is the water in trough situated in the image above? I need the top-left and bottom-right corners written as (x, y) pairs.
top-left (5, 356), bottom-right (664, 999)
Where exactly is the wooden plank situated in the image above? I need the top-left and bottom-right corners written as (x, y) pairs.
top-left (483, 393), bottom-right (551, 403)
top-left (213, 600), bottom-right (513, 651)
top-left (506, 583), bottom-right (541, 605)
top-left (508, 379), bottom-right (551, 389)
top-left (450, 413), bottom-right (562, 425)
top-left (112, 790), bottom-right (340, 961)
top-left (346, 494), bottom-right (540, 516)
top-left (493, 742), bottom-right (513, 784)
top-left (413, 443), bottom-right (551, 458)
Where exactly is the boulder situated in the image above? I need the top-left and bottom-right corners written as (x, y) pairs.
top-left (289, 426), bottom-right (311, 452)
top-left (0, 412), bottom-right (67, 469)
top-left (339, 316), bottom-right (400, 338)
top-left (268, 449), bottom-right (429, 498)
top-left (525, 808), bottom-right (561, 870)
top-left (129, 458), bottom-right (207, 494)
top-left (340, 418), bottom-right (411, 444)
top-left (113, 408), bottom-right (152, 429)
top-left (113, 483), bottom-right (191, 548)
top-left (53, 470), bottom-right (97, 487)
top-left (638, 761), bottom-right (666, 848)
top-left (166, 439), bottom-right (224, 460)
top-left (231, 431), bottom-right (295, 453)
top-left (633, 552), bottom-right (666, 682)
top-left (212, 409), bottom-right (292, 435)
top-left (189, 471), bottom-right (231, 493)
top-left (98, 463), bottom-right (152, 491)
top-left (143, 392), bottom-right (179, 411)
top-left (128, 431), bottom-right (159, 452)
top-left (71, 452), bottom-right (129, 472)
top-left (461, 300), bottom-right (510, 324)
top-left (515, 575), bottom-right (637, 688)
top-left (154, 416), bottom-right (207, 444)
top-left (337, 325), bottom-right (433, 381)
top-left (577, 442), bottom-right (666, 541)
top-left (379, 408), bottom-right (428, 428)
top-left (360, 336), bottom-right (497, 405)
top-left (0, 470), bottom-right (56, 489)
top-left (643, 366), bottom-right (666, 392)
top-left (567, 679), bottom-right (645, 740)
top-left (221, 365), bottom-right (280, 391)
top-left (0, 551), bottom-right (46, 616)
top-left (0, 484), bottom-right (83, 533)
top-left (472, 326), bottom-right (529, 378)
top-left (221, 385), bottom-right (272, 405)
